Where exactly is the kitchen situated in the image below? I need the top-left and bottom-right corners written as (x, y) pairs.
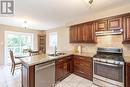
top-left (0, 0), bottom-right (130, 87)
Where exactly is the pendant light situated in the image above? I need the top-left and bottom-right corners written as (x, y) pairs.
top-left (89, 0), bottom-right (93, 4)
top-left (24, 21), bottom-right (28, 29)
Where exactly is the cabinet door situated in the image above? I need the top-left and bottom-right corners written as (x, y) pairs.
top-left (55, 58), bottom-right (65, 82)
top-left (74, 56), bottom-right (93, 81)
top-left (95, 20), bottom-right (108, 31)
top-left (74, 56), bottom-right (81, 74)
top-left (108, 17), bottom-right (122, 30)
top-left (77, 24), bottom-right (83, 42)
top-left (55, 63), bottom-right (64, 82)
top-left (63, 62), bottom-right (69, 77)
top-left (63, 56), bottom-right (73, 77)
top-left (68, 58), bottom-right (74, 73)
top-left (83, 22), bottom-right (96, 43)
top-left (125, 63), bottom-right (130, 87)
top-left (123, 15), bottom-right (130, 43)
top-left (70, 26), bottom-right (78, 43)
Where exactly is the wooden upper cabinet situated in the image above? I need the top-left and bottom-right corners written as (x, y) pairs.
top-left (70, 22), bottom-right (96, 43)
top-left (83, 22), bottom-right (96, 43)
top-left (95, 16), bottom-right (123, 31)
top-left (108, 17), bottom-right (123, 30)
top-left (77, 24), bottom-right (83, 42)
top-left (95, 20), bottom-right (108, 31)
top-left (123, 15), bottom-right (130, 43)
top-left (70, 26), bottom-right (78, 43)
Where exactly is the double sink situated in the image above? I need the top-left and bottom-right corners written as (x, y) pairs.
top-left (48, 53), bottom-right (66, 57)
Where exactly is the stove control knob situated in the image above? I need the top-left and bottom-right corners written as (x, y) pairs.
top-left (96, 58), bottom-right (100, 61)
top-left (93, 58), bottom-right (97, 61)
top-left (119, 62), bottom-right (124, 65)
top-left (115, 61), bottom-right (120, 64)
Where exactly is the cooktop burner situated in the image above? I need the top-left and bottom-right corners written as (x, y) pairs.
top-left (93, 48), bottom-right (124, 62)
top-left (93, 53), bottom-right (124, 61)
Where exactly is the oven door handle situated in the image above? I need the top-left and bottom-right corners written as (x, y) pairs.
top-left (94, 61), bottom-right (122, 67)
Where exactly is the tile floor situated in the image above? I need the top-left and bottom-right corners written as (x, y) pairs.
top-left (55, 74), bottom-right (98, 87)
top-left (0, 65), bottom-right (21, 87)
top-left (0, 65), bottom-right (98, 87)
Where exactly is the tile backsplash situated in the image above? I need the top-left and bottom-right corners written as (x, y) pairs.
top-left (72, 35), bottom-right (130, 56)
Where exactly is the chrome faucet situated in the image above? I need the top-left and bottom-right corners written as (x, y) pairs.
top-left (54, 46), bottom-right (57, 56)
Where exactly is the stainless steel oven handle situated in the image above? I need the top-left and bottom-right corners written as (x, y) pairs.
top-left (94, 61), bottom-right (122, 67)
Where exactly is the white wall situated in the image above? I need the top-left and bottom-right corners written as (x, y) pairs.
top-left (46, 26), bottom-right (72, 53)
top-left (67, 3), bottom-right (130, 26)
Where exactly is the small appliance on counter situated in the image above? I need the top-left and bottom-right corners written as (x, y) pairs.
top-left (78, 45), bottom-right (82, 53)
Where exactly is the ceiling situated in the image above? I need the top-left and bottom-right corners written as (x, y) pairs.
top-left (0, 0), bottom-right (130, 30)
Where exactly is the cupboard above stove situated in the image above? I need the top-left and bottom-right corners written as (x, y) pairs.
top-left (69, 12), bottom-right (130, 44)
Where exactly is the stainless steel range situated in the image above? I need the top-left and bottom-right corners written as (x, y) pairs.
top-left (93, 48), bottom-right (124, 87)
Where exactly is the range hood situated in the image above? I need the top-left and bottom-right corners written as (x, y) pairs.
top-left (96, 29), bottom-right (123, 36)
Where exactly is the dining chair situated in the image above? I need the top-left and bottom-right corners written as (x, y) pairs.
top-left (9, 50), bottom-right (21, 75)
top-left (23, 49), bottom-right (30, 53)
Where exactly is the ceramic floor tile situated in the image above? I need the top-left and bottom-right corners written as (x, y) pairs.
top-left (55, 74), bottom-right (95, 87)
top-left (0, 65), bottom-right (21, 87)
top-left (62, 76), bottom-right (72, 83)
top-left (91, 84), bottom-right (100, 87)
top-left (77, 79), bottom-right (93, 87)
top-left (55, 81), bottom-right (66, 87)
top-left (0, 65), bottom-right (97, 87)
top-left (62, 83), bottom-right (74, 87)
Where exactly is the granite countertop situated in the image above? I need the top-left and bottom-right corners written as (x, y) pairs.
top-left (19, 52), bottom-right (96, 66)
top-left (123, 55), bottom-right (130, 63)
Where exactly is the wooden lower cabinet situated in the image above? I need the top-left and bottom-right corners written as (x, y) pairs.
top-left (125, 63), bottom-right (130, 87)
top-left (55, 56), bottom-right (73, 82)
top-left (74, 55), bottom-right (93, 81)
top-left (22, 55), bottom-right (93, 87)
top-left (55, 55), bottom-right (93, 82)
top-left (21, 64), bottom-right (35, 87)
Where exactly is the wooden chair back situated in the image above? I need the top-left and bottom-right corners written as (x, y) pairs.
top-left (9, 50), bottom-right (15, 64)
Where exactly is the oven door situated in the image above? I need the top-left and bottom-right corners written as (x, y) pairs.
top-left (93, 61), bottom-right (124, 87)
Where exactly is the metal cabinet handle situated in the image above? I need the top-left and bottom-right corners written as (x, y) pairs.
top-left (94, 61), bottom-right (123, 67)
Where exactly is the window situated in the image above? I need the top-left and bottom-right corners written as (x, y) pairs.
top-left (49, 32), bottom-right (57, 47)
top-left (5, 31), bottom-right (33, 64)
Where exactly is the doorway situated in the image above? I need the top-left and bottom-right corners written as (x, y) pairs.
top-left (4, 31), bottom-right (33, 65)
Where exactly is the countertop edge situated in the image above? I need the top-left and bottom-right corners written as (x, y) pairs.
top-left (20, 52), bottom-right (95, 66)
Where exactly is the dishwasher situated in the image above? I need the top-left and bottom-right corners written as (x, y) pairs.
top-left (35, 61), bottom-right (55, 87)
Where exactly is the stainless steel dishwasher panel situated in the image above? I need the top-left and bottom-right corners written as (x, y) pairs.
top-left (35, 61), bottom-right (55, 87)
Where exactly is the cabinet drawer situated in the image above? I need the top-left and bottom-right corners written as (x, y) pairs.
top-left (79, 56), bottom-right (92, 62)
top-left (74, 59), bottom-right (92, 67)
top-left (74, 65), bottom-right (92, 80)
top-left (56, 58), bottom-right (66, 64)
top-left (75, 65), bottom-right (91, 72)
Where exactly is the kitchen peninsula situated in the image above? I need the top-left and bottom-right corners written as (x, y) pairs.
top-left (20, 52), bottom-right (95, 87)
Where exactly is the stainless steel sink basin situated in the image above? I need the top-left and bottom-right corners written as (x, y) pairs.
top-left (48, 53), bottom-right (66, 56)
